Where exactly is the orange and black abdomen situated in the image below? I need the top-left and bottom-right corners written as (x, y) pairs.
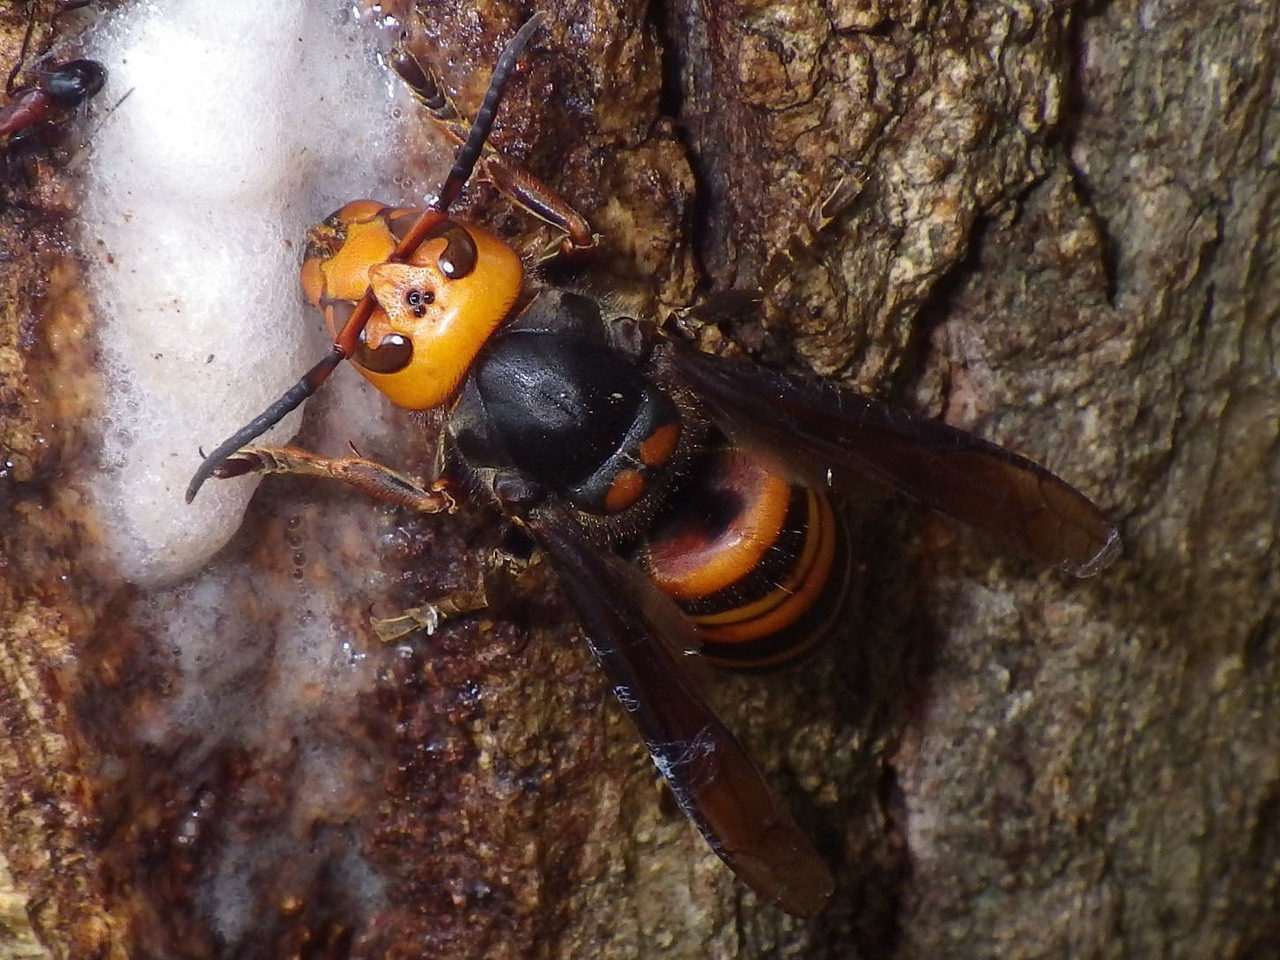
top-left (642, 448), bottom-right (853, 669)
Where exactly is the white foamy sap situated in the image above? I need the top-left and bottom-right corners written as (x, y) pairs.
top-left (82, 0), bottom-right (413, 583)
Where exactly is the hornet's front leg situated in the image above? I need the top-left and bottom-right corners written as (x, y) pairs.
top-left (390, 40), bottom-right (598, 261)
top-left (214, 446), bottom-right (457, 515)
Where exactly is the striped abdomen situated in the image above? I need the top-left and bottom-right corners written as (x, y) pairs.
top-left (641, 447), bottom-right (852, 669)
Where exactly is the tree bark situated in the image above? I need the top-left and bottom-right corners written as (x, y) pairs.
top-left (1, 1), bottom-right (1276, 959)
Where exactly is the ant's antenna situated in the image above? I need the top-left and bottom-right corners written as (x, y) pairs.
top-left (5, 6), bottom-right (39, 97)
top-left (186, 12), bottom-right (545, 503)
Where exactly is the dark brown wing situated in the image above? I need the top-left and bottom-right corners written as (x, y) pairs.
top-left (668, 343), bottom-right (1120, 577)
top-left (526, 503), bottom-right (834, 917)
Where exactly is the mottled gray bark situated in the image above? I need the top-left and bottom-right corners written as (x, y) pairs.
top-left (0, 1), bottom-right (1276, 959)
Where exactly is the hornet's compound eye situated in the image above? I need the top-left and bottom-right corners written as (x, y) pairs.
top-left (354, 329), bottom-right (413, 374)
top-left (423, 221), bottom-right (478, 279)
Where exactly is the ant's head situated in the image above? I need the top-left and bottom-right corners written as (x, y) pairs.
top-left (42, 59), bottom-right (106, 109)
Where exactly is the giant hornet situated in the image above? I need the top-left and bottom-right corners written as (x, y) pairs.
top-left (187, 15), bottom-right (1119, 917)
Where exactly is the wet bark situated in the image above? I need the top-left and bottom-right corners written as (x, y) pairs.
top-left (1, 1), bottom-right (1277, 959)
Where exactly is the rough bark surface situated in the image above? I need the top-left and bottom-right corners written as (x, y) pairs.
top-left (0, 1), bottom-right (1276, 959)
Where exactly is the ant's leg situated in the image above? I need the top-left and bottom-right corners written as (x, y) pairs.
top-left (214, 446), bottom-right (456, 515)
top-left (4, 4), bottom-right (38, 98)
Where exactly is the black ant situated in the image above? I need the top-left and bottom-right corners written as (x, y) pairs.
top-left (0, 57), bottom-right (104, 139)
top-left (2, 0), bottom-right (105, 137)
top-left (0, 2), bottom-right (106, 196)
